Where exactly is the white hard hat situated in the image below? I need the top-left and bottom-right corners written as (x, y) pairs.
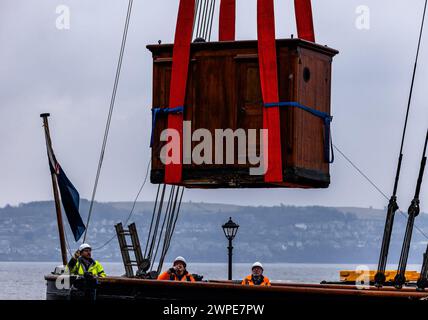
top-left (79, 243), bottom-right (92, 252)
top-left (173, 256), bottom-right (187, 267)
top-left (252, 262), bottom-right (264, 270)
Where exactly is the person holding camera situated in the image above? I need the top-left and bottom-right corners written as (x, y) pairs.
top-left (157, 256), bottom-right (195, 282)
top-left (241, 262), bottom-right (271, 286)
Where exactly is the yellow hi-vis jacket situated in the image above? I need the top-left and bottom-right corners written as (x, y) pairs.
top-left (68, 257), bottom-right (106, 277)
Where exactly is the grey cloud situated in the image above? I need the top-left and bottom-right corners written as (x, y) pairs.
top-left (0, 0), bottom-right (427, 213)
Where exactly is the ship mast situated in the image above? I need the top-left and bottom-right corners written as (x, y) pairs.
top-left (40, 113), bottom-right (68, 266)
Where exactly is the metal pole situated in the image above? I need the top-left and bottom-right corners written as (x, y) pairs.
top-left (228, 239), bottom-right (233, 280)
top-left (40, 113), bottom-right (68, 266)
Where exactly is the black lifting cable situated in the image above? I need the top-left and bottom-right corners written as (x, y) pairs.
top-left (151, 185), bottom-right (176, 270)
top-left (194, 0), bottom-right (216, 41)
top-left (206, 0), bottom-right (216, 41)
top-left (146, 184), bottom-right (167, 262)
top-left (201, 0), bottom-right (216, 40)
top-left (196, 0), bottom-right (209, 39)
top-left (143, 185), bottom-right (185, 274)
top-left (83, 0), bottom-right (134, 243)
top-left (374, 0), bottom-right (428, 287)
top-left (141, 0), bottom-right (216, 275)
top-left (142, 0), bottom-right (215, 275)
top-left (144, 184), bottom-right (161, 258)
top-left (192, 0), bottom-right (201, 36)
top-left (394, 129), bottom-right (428, 289)
top-left (157, 187), bottom-right (184, 274)
top-left (163, 188), bottom-right (183, 253)
top-left (164, 189), bottom-right (185, 259)
top-left (193, 0), bottom-right (204, 37)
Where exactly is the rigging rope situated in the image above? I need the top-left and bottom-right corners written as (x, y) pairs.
top-left (333, 144), bottom-right (428, 241)
top-left (194, 0), bottom-right (217, 40)
top-left (151, 186), bottom-right (176, 269)
top-left (83, 0), bottom-right (134, 243)
top-left (374, 0), bottom-right (428, 285)
top-left (207, 0), bottom-right (216, 41)
top-left (398, 0), bottom-right (427, 158)
top-left (92, 159), bottom-right (151, 251)
top-left (144, 184), bottom-right (162, 257)
top-left (63, 226), bottom-right (74, 258)
top-left (390, 0), bottom-right (428, 198)
top-left (143, 1), bottom-right (217, 273)
top-left (141, 184), bottom-right (184, 274)
top-left (146, 185), bottom-right (185, 273)
top-left (146, 184), bottom-right (167, 261)
top-left (157, 187), bottom-right (185, 273)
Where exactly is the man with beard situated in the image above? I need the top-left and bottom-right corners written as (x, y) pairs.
top-left (241, 262), bottom-right (271, 286)
top-left (67, 243), bottom-right (106, 278)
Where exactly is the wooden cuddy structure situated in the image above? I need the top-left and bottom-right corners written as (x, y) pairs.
top-left (149, 38), bottom-right (338, 189)
top-left (45, 275), bottom-right (428, 302)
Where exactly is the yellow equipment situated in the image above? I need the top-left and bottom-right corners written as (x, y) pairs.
top-left (340, 270), bottom-right (420, 283)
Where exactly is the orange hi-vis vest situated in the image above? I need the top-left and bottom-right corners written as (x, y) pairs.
top-left (158, 270), bottom-right (195, 282)
top-left (241, 274), bottom-right (271, 286)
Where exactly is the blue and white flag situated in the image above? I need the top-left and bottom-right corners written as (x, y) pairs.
top-left (44, 126), bottom-right (86, 241)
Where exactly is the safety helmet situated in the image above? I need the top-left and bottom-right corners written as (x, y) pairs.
top-left (79, 243), bottom-right (92, 252)
top-left (173, 256), bottom-right (187, 268)
top-left (252, 262), bottom-right (264, 271)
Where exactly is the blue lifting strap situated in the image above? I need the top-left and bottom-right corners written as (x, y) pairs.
top-left (264, 102), bottom-right (334, 163)
top-left (150, 106), bottom-right (184, 147)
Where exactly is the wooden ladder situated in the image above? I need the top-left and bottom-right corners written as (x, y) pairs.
top-left (115, 222), bottom-right (145, 277)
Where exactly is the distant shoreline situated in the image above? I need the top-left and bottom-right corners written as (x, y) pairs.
top-left (1, 201), bottom-right (427, 265)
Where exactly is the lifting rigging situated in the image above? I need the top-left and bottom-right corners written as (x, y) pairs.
top-left (83, 0), bottom-right (134, 243)
top-left (139, 0), bottom-right (216, 276)
top-left (80, 0), bottom-right (329, 272)
top-left (114, 0), bottom-right (217, 276)
top-left (149, 0), bottom-right (335, 188)
top-left (374, 0), bottom-right (428, 287)
top-left (394, 130), bottom-right (428, 289)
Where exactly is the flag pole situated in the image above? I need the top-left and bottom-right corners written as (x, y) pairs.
top-left (40, 113), bottom-right (68, 266)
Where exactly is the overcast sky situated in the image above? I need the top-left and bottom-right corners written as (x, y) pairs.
top-left (1, 0), bottom-right (427, 211)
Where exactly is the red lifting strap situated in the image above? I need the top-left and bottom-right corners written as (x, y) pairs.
top-left (257, 0), bottom-right (283, 183)
top-left (294, 0), bottom-right (315, 42)
top-left (165, 0), bottom-right (195, 184)
top-left (219, 0), bottom-right (236, 41)
top-left (219, 0), bottom-right (315, 42)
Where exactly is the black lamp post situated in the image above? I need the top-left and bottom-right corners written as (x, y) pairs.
top-left (222, 217), bottom-right (239, 280)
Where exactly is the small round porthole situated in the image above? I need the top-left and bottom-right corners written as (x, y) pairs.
top-left (303, 67), bottom-right (311, 82)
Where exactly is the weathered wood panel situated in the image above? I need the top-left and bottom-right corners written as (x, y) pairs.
top-left (147, 39), bottom-right (338, 188)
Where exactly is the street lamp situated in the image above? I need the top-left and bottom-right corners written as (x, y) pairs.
top-left (222, 217), bottom-right (239, 280)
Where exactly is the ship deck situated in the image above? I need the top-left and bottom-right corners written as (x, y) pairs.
top-left (45, 274), bottom-right (428, 302)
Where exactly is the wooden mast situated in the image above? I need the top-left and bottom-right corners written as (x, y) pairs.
top-left (40, 113), bottom-right (68, 266)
